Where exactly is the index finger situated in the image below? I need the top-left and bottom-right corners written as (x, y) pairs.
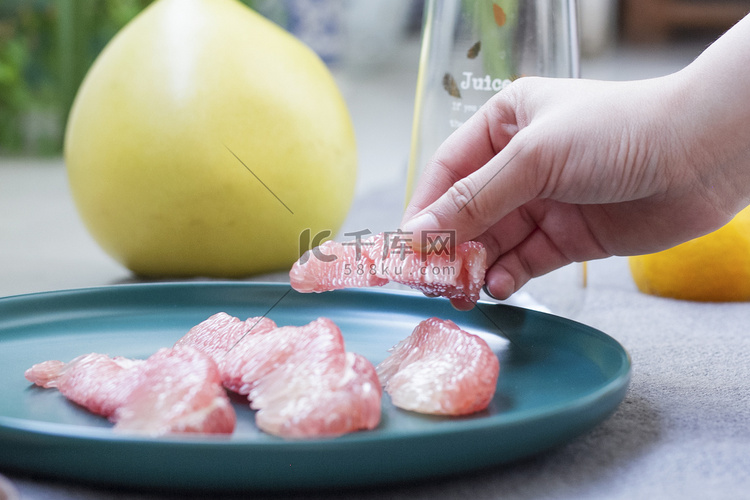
top-left (402, 93), bottom-right (520, 224)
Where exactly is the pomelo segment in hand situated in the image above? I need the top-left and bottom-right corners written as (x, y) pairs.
top-left (290, 232), bottom-right (487, 302)
top-left (64, 0), bottom-right (356, 277)
top-left (376, 318), bottom-right (500, 416)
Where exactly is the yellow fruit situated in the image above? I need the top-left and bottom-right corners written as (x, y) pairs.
top-left (64, 0), bottom-right (356, 277)
top-left (629, 206), bottom-right (750, 301)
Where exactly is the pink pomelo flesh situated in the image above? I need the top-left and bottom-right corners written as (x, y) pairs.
top-left (376, 317), bottom-right (500, 416)
top-left (290, 232), bottom-right (486, 303)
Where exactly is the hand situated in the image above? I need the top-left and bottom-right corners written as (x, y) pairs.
top-left (401, 16), bottom-right (750, 304)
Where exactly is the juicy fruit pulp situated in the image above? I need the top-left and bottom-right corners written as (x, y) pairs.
top-left (25, 354), bottom-right (145, 418)
top-left (25, 347), bottom-right (236, 435)
top-left (290, 232), bottom-right (487, 302)
top-left (252, 350), bottom-right (381, 439)
top-left (25, 313), bottom-right (381, 440)
top-left (25, 312), bottom-right (501, 438)
top-left (175, 314), bottom-right (382, 439)
top-left (115, 348), bottom-right (237, 435)
top-left (629, 205), bottom-right (750, 301)
top-left (376, 318), bottom-right (500, 415)
top-left (64, 0), bottom-right (356, 277)
top-left (174, 312), bottom-right (277, 367)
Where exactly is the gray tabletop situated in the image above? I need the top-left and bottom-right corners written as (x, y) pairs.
top-left (2, 40), bottom-right (749, 500)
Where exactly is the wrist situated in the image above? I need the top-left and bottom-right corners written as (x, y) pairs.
top-left (673, 16), bottom-right (750, 213)
top-left (659, 50), bottom-right (750, 218)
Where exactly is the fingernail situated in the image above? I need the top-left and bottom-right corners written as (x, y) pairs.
top-left (400, 212), bottom-right (438, 235)
top-left (482, 284), bottom-right (498, 300)
top-left (400, 212), bottom-right (439, 251)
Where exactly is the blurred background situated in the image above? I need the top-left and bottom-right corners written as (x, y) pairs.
top-left (1, 0), bottom-right (748, 158)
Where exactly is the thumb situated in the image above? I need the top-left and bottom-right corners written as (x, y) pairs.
top-left (400, 141), bottom-right (536, 252)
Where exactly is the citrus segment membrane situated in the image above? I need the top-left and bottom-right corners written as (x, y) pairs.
top-left (290, 232), bottom-right (487, 303)
top-left (25, 313), bottom-right (499, 438)
top-left (376, 317), bottom-right (500, 416)
top-left (175, 315), bottom-right (382, 439)
top-left (174, 312), bottom-right (276, 361)
top-left (253, 351), bottom-right (381, 439)
top-left (25, 347), bottom-right (235, 435)
top-left (112, 347), bottom-right (236, 435)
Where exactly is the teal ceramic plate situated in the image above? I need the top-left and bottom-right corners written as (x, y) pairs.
top-left (0, 283), bottom-right (629, 492)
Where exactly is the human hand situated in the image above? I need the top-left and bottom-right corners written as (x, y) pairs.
top-left (401, 21), bottom-right (750, 305)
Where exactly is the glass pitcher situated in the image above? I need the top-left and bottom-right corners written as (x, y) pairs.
top-left (406, 0), bottom-right (584, 316)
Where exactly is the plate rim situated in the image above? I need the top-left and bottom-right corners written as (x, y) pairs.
top-left (0, 281), bottom-right (631, 489)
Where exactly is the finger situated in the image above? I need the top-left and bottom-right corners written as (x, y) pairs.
top-left (482, 201), bottom-right (610, 298)
top-left (402, 93), bottom-right (520, 225)
top-left (483, 227), bottom-right (572, 300)
top-left (449, 297), bottom-right (476, 311)
top-left (472, 205), bottom-right (538, 269)
top-left (401, 133), bottom-right (543, 253)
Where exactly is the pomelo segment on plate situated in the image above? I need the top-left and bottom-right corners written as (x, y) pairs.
top-left (223, 317), bottom-right (345, 397)
top-left (290, 232), bottom-right (487, 303)
top-left (174, 314), bottom-right (382, 439)
top-left (25, 354), bottom-right (145, 418)
top-left (114, 347), bottom-right (236, 435)
top-left (252, 350), bottom-right (381, 439)
top-left (175, 312), bottom-right (278, 371)
top-left (25, 347), bottom-right (235, 435)
top-left (376, 317), bottom-right (500, 416)
top-left (26, 312), bottom-right (500, 438)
